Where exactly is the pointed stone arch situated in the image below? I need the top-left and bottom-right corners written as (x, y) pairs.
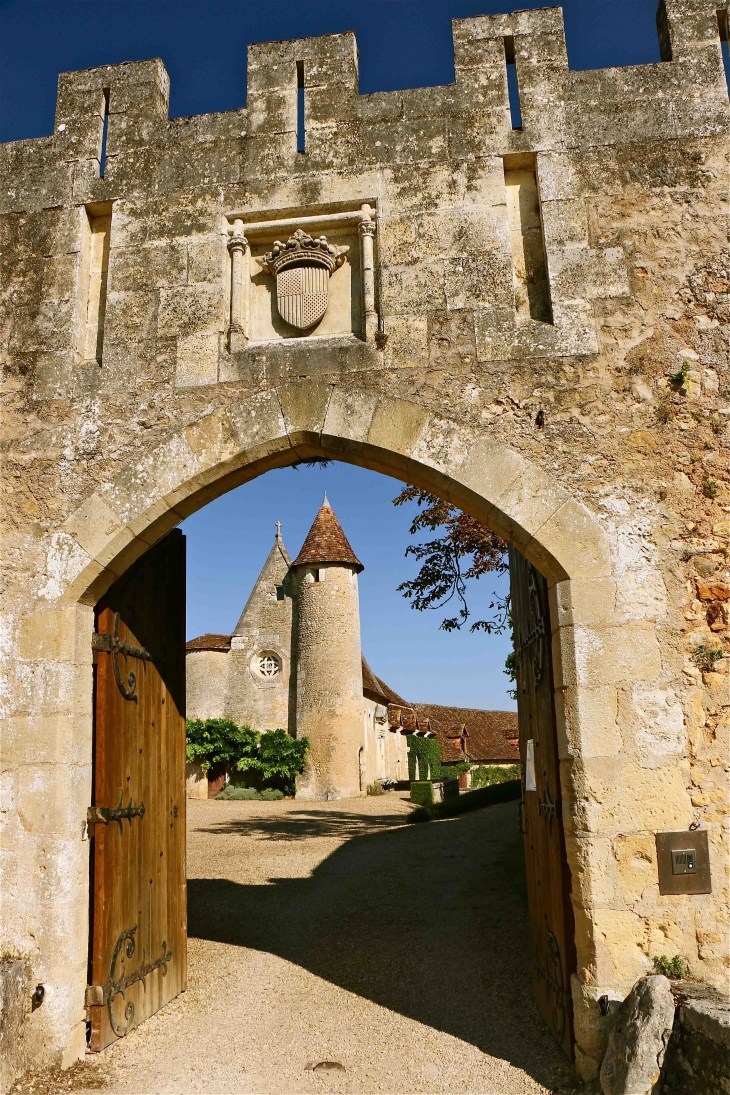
top-left (18, 382), bottom-right (670, 1073)
top-left (60, 382), bottom-right (612, 605)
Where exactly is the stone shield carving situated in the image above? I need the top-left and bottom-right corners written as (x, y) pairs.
top-left (257, 228), bottom-right (348, 331)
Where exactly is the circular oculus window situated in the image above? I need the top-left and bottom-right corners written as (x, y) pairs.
top-left (256, 651), bottom-right (282, 678)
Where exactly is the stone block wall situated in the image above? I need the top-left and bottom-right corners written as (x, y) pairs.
top-left (1, 0), bottom-right (729, 1083)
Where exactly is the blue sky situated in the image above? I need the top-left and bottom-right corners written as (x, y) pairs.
top-left (2, 0), bottom-right (675, 144)
top-left (4, 0), bottom-right (723, 708)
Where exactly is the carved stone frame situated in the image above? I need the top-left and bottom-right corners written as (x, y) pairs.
top-left (224, 204), bottom-right (378, 348)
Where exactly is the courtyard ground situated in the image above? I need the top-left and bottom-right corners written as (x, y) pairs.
top-left (19, 794), bottom-right (585, 1095)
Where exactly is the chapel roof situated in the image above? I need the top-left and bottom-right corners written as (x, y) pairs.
top-left (186, 633), bottom-right (231, 652)
top-left (292, 496), bottom-right (364, 572)
top-left (413, 704), bottom-right (519, 765)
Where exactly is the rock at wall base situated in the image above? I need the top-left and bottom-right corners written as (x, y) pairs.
top-left (0, 959), bottom-right (26, 1095)
top-left (600, 974), bottom-right (675, 1095)
top-left (660, 980), bottom-right (730, 1094)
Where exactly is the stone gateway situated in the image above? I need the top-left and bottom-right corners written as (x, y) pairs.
top-left (1, 0), bottom-right (729, 1088)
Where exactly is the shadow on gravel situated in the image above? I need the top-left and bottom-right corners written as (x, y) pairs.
top-left (192, 809), bottom-right (407, 841)
top-left (188, 800), bottom-right (577, 1090)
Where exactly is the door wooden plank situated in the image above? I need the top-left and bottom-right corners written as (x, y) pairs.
top-left (509, 547), bottom-right (576, 1058)
top-left (90, 531), bottom-right (186, 1051)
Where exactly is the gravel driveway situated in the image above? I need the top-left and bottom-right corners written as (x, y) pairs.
top-left (28, 794), bottom-right (583, 1095)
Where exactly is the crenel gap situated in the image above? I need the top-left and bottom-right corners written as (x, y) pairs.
top-left (719, 9), bottom-right (730, 92)
top-left (504, 37), bottom-right (522, 131)
top-left (100, 88), bottom-right (109, 177)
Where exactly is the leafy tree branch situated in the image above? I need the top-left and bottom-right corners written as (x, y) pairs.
top-left (393, 486), bottom-right (509, 633)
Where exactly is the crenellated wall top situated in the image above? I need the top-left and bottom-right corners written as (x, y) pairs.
top-left (0, 1), bottom-right (728, 215)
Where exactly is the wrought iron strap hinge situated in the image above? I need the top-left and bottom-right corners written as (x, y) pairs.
top-left (92, 611), bottom-right (152, 702)
top-left (538, 785), bottom-right (562, 833)
top-left (92, 631), bottom-right (150, 661)
top-left (534, 928), bottom-right (569, 1047)
top-left (87, 793), bottom-right (145, 832)
top-left (105, 925), bottom-right (172, 1037)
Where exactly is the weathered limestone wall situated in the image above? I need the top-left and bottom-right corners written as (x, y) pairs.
top-left (185, 649), bottom-right (228, 720)
top-left (362, 698), bottom-right (409, 787)
top-left (225, 538), bottom-right (294, 733)
top-left (293, 563), bottom-right (364, 799)
top-left (0, 0), bottom-right (728, 1082)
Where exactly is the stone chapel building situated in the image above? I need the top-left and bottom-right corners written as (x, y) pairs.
top-left (185, 497), bottom-right (519, 798)
top-left (185, 497), bottom-right (410, 798)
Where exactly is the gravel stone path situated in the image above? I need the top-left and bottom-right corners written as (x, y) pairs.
top-left (54, 794), bottom-right (584, 1095)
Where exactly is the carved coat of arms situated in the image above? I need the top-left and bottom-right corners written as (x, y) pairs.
top-left (257, 229), bottom-right (348, 330)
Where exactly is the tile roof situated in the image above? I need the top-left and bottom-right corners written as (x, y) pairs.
top-left (292, 498), bottom-right (363, 572)
top-left (186, 633), bottom-right (231, 652)
top-left (413, 704), bottom-right (519, 764)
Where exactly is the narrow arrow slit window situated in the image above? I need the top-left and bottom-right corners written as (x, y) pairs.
top-left (296, 61), bottom-right (305, 153)
top-left (100, 88), bottom-right (110, 177)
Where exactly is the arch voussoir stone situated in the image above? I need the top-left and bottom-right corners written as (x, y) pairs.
top-left (58, 390), bottom-right (611, 606)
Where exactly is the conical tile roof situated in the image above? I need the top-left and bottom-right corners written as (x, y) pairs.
top-left (292, 498), bottom-right (363, 572)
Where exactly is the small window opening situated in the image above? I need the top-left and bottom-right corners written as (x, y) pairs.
top-left (296, 60), bottom-right (305, 153)
top-left (503, 155), bottom-right (553, 325)
top-left (656, 1), bottom-right (673, 62)
top-left (504, 37), bottom-right (523, 130)
top-left (719, 10), bottom-right (730, 90)
top-left (100, 88), bottom-right (110, 178)
top-left (82, 204), bottom-right (112, 362)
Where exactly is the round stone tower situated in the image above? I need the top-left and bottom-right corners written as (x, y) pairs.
top-left (291, 495), bottom-right (364, 800)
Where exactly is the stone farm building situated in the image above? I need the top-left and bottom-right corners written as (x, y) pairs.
top-left (185, 497), bottom-right (519, 797)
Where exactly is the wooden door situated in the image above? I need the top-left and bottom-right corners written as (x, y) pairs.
top-left (88, 531), bottom-right (187, 1051)
top-left (509, 547), bottom-right (576, 1057)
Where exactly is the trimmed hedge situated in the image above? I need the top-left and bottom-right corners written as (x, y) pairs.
top-left (406, 779), bottom-right (521, 823)
top-left (471, 764), bottom-right (520, 788)
top-left (216, 786), bottom-right (285, 801)
top-left (410, 780), bottom-right (435, 807)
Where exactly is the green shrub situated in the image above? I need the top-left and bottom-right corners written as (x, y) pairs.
top-left (653, 954), bottom-right (688, 980)
top-left (692, 644), bottom-right (724, 673)
top-left (186, 718), bottom-right (259, 774)
top-left (440, 762), bottom-right (470, 780)
top-left (669, 361), bottom-right (690, 390)
top-left (187, 719), bottom-right (309, 795)
top-left (260, 788), bottom-right (284, 801)
top-left (410, 781), bottom-right (434, 807)
top-left (217, 786), bottom-right (260, 800)
top-left (470, 764), bottom-right (520, 788)
top-left (407, 779), bottom-right (521, 823)
top-left (702, 479), bottom-right (718, 499)
top-left (250, 729), bottom-right (310, 794)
